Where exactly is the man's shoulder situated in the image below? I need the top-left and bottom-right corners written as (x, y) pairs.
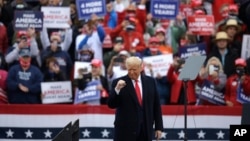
top-left (142, 74), bottom-right (155, 82)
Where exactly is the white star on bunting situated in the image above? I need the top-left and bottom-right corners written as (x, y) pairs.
top-left (197, 130), bottom-right (206, 139)
top-left (178, 130), bottom-right (185, 139)
top-left (216, 130), bottom-right (225, 139)
top-left (82, 129), bottom-right (91, 138)
top-left (161, 131), bottom-right (167, 139)
top-left (44, 129), bottom-right (52, 138)
top-left (6, 129), bottom-right (14, 138)
top-left (24, 129), bottom-right (33, 138)
top-left (101, 129), bottom-right (110, 138)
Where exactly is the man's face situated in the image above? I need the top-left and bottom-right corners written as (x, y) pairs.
top-left (226, 26), bottom-right (237, 38)
top-left (127, 63), bottom-right (142, 80)
top-left (216, 39), bottom-right (228, 49)
top-left (156, 33), bottom-right (165, 42)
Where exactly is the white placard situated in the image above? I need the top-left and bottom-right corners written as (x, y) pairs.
top-left (41, 6), bottom-right (70, 29)
top-left (74, 61), bottom-right (92, 79)
top-left (74, 61), bottom-right (106, 79)
top-left (143, 54), bottom-right (173, 77)
top-left (241, 34), bottom-right (250, 60)
top-left (41, 81), bottom-right (72, 104)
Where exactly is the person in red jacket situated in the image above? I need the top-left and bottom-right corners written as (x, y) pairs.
top-left (166, 55), bottom-right (197, 105)
top-left (116, 0), bottom-right (147, 34)
top-left (110, 17), bottom-right (146, 56)
top-left (224, 58), bottom-right (250, 106)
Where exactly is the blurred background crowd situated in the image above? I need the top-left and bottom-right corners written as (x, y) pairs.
top-left (0, 0), bottom-right (250, 106)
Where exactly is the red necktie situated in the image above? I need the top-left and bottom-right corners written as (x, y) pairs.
top-left (135, 80), bottom-right (142, 105)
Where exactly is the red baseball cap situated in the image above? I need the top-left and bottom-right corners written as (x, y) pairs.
top-left (194, 9), bottom-right (206, 15)
top-left (235, 58), bottom-right (246, 67)
top-left (91, 59), bottom-right (102, 67)
top-left (17, 31), bottom-right (27, 38)
top-left (190, 0), bottom-right (202, 8)
top-left (149, 37), bottom-right (159, 44)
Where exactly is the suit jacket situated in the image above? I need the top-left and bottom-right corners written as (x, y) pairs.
top-left (107, 74), bottom-right (163, 141)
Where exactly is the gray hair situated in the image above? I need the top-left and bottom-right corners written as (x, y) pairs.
top-left (125, 56), bottom-right (142, 68)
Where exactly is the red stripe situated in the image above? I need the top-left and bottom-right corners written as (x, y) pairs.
top-left (0, 104), bottom-right (242, 115)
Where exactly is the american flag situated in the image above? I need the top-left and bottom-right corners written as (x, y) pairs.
top-left (0, 105), bottom-right (242, 141)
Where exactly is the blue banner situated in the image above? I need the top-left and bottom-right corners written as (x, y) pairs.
top-left (14, 10), bottom-right (43, 31)
top-left (150, 0), bottom-right (179, 19)
top-left (198, 80), bottom-right (226, 105)
top-left (179, 42), bottom-right (207, 59)
top-left (237, 83), bottom-right (250, 103)
top-left (76, 0), bottom-right (106, 20)
top-left (74, 80), bottom-right (101, 104)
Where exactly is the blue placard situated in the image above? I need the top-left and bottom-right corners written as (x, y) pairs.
top-left (74, 80), bottom-right (101, 104)
top-left (237, 84), bottom-right (250, 103)
top-left (150, 0), bottom-right (179, 19)
top-left (76, 0), bottom-right (107, 20)
top-left (198, 80), bottom-right (226, 105)
top-left (179, 43), bottom-right (207, 59)
top-left (14, 10), bottom-right (43, 31)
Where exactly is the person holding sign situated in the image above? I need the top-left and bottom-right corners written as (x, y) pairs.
top-left (224, 58), bottom-right (250, 106)
top-left (108, 56), bottom-right (163, 141)
top-left (74, 59), bottom-right (109, 105)
top-left (142, 37), bottom-right (171, 105)
top-left (196, 56), bottom-right (227, 105)
top-left (7, 47), bottom-right (43, 104)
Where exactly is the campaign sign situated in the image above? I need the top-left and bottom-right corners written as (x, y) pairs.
top-left (150, 0), bottom-right (179, 19)
top-left (41, 81), bottom-right (72, 104)
top-left (74, 80), bottom-right (101, 104)
top-left (241, 34), bottom-right (250, 60)
top-left (237, 84), bottom-right (250, 103)
top-left (198, 80), bottom-right (226, 105)
top-left (179, 43), bottom-right (206, 59)
top-left (179, 4), bottom-right (193, 17)
top-left (187, 15), bottom-right (215, 35)
top-left (41, 7), bottom-right (70, 29)
top-left (14, 10), bottom-right (43, 31)
top-left (76, 0), bottom-right (106, 20)
top-left (143, 54), bottom-right (173, 77)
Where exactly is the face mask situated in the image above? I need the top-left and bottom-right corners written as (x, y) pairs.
top-left (180, 39), bottom-right (188, 47)
top-left (236, 68), bottom-right (245, 77)
top-left (79, 54), bottom-right (92, 62)
top-left (19, 57), bottom-right (31, 68)
top-left (126, 25), bottom-right (135, 31)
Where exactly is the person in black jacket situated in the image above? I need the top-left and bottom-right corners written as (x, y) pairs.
top-left (43, 57), bottom-right (67, 82)
top-left (205, 31), bottom-right (238, 78)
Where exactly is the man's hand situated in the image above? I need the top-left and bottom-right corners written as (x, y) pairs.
top-left (155, 130), bottom-right (162, 140)
top-left (115, 80), bottom-right (126, 90)
top-left (19, 84), bottom-right (29, 93)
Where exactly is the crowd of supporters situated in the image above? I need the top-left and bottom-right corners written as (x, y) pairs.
top-left (0, 0), bottom-right (250, 106)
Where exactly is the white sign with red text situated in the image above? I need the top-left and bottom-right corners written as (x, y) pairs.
top-left (41, 6), bottom-right (70, 29)
top-left (143, 54), bottom-right (173, 77)
top-left (41, 81), bottom-right (72, 104)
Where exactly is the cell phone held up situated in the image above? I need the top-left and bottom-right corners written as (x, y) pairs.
top-left (208, 65), bottom-right (219, 75)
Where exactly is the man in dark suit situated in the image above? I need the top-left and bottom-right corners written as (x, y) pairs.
top-left (107, 56), bottom-right (163, 141)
